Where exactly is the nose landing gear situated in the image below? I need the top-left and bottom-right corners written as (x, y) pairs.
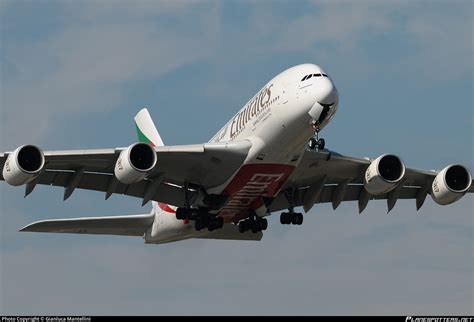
top-left (308, 127), bottom-right (325, 151)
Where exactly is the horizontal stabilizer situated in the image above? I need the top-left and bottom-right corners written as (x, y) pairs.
top-left (196, 224), bottom-right (263, 241)
top-left (20, 214), bottom-right (154, 236)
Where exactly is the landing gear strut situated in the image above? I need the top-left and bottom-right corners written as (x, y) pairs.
top-left (280, 188), bottom-right (304, 226)
top-left (238, 213), bottom-right (268, 234)
top-left (308, 123), bottom-right (325, 151)
top-left (175, 182), bottom-right (224, 232)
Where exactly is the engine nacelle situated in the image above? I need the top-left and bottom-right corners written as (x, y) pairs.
top-left (2, 145), bottom-right (45, 186)
top-left (364, 154), bottom-right (406, 195)
top-left (114, 143), bottom-right (157, 184)
top-left (431, 165), bottom-right (471, 205)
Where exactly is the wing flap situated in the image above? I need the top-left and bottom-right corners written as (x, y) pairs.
top-left (20, 214), bottom-right (154, 236)
top-left (43, 149), bottom-right (118, 172)
top-left (269, 184), bottom-right (420, 213)
top-left (36, 171), bottom-right (187, 207)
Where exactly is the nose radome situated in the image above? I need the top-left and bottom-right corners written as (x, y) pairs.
top-left (316, 79), bottom-right (338, 105)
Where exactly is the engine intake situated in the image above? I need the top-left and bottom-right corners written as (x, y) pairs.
top-left (364, 154), bottom-right (406, 195)
top-left (431, 165), bottom-right (471, 205)
top-left (114, 143), bottom-right (157, 184)
top-left (3, 145), bottom-right (45, 186)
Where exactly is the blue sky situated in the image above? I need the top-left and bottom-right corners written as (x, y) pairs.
top-left (0, 0), bottom-right (472, 315)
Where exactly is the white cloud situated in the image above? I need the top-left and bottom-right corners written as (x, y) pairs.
top-left (2, 1), bottom-right (471, 147)
top-left (1, 2), bottom-right (217, 147)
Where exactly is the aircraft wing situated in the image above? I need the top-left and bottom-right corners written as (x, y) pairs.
top-left (20, 214), bottom-right (155, 236)
top-left (272, 149), bottom-right (474, 213)
top-left (0, 140), bottom-right (251, 206)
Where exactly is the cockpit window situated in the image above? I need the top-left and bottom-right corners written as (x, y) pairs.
top-left (302, 73), bottom-right (327, 81)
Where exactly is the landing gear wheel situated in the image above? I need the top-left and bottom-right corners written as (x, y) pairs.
top-left (291, 213), bottom-right (299, 225)
top-left (176, 207), bottom-right (190, 220)
top-left (261, 218), bottom-right (268, 230)
top-left (208, 217), bottom-right (219, 231)
top-left (310, 126), bottom-right (327, 151)
top-left (250, 221), bottom-right (258, 233)
top-left (217, 217), bottom-right (224, 229)
top-left (308, 138), bottom-right (317, 150)
top-left (317, 138), bottom-right (325, 150)
top-left (239, 223), bottom-right (246, 233)
top-left (297, 213), bottom-right (303, 225)
top-left (195, 220), bottom-right (203, 231)
top-left (280, 212), bottom-right (289, 225)
top-left (201, 216), bottom-right (210, 228)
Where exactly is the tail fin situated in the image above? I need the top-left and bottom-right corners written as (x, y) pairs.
top-left (134, 108), bottom-right (164, 147)
top-left (134, 108), bottom-right (165, 213)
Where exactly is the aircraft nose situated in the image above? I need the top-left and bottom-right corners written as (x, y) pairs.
top-left (308, 77), bottom-right (339, 126)
top-left (316, 78), bottom-right (338, 105)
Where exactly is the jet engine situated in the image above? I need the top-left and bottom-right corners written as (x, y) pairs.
top-left (114, 143), bottom-right (157, 184)
top-left (431, 165), bottom-right (471, 205)
top-left (364, 154), bottom-right (406, 195)
top-left (2, 145), bottom-right (45, 186)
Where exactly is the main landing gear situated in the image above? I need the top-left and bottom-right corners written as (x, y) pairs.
top-left (194, 214), bottom-right (224, 232)
top-left (238, 214), bottom-right (268, 234)
top-left (176, 207), bottom-right (224, 232)
top-left (280, 211), bottom-right (303, 225)
top-left (175, 183), bottom-right (224, 232)
top-left (308, 123), bottom-right (325, 150)
top-left (280, 188), bottom-right (304, 225)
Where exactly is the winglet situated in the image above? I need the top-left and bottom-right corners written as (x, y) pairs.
top-left (134, 108), bottom-right (164, 147)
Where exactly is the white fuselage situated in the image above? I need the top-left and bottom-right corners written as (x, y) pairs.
top-left (145, 63), bottom-right (339, 244)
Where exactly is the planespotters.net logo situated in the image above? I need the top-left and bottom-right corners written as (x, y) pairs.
top-left (406, 317), bottom-right (473, 322)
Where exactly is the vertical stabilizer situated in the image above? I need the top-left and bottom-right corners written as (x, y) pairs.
top-left (134, 108), bottom-right (164, 147)
top-left (134, 108), bottom-right (166, 213)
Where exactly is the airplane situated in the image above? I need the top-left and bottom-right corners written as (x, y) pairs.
top-left (1, 63), bottom-right (473, 244)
